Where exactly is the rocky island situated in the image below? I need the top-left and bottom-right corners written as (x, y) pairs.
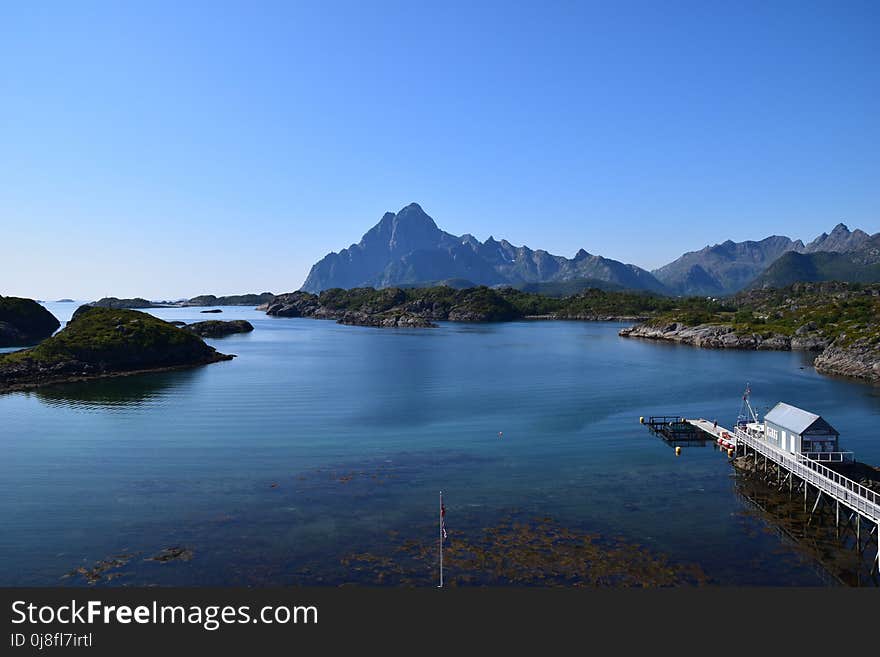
top-left (90, 297), bottom-right (166, 309)
top-left (262, 285), bottom-right (705, 328)
top-left (183, 319), bottom-right (254, 338)
top-left (0, 307), bottom-right (232, 393)
top-left (0, 296), bottom-right (61, 347)
top-left (89, 293), bottom-right (275, 309)
top-left (183, 293), bottom-right (274, 307)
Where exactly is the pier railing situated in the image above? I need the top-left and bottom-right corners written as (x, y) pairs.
top-left (734, 428), bottom-right (880, 522)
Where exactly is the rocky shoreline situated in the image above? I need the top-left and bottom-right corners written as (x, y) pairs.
top-left (619, 321), bottom-right (879, 383)
top-left (814, 337), bottom-right (880, 382)
top-left (618, 322), bottom-right (830, 351)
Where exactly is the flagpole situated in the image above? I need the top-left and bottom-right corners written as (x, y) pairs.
top-left (438, 490), bottom-right (444, 588)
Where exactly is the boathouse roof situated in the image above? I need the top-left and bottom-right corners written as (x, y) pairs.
top-left (764, 402), bottom-right (838, 436)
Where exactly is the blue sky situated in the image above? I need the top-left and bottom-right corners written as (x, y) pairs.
top-left (1, 1), bottom-right (878, 299)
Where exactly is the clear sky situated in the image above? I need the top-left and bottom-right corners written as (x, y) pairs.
top-left (2, 1), bottom-right (878, 299)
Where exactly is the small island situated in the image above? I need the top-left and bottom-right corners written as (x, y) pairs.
top-left (0, 296), bottom-right (61, 347)
top-left (0, 306), bottom-right (232, 393)
top-left (183, 319), bottom-right (254, 338)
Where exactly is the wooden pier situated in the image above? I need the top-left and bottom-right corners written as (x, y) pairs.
top-left (642, 416), bottom-right (710, 447)
top-left (681, 417), bottom-right (880, 575)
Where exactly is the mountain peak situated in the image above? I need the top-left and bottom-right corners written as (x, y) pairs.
top-left (831, 222), bottom-right (850, 234)
top-left (398, 201), bottom-right (426, 215)
top-left (299, 204), bottom-right (666, 294)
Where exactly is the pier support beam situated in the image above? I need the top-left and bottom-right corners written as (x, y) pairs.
top-left (809, 491), bottom-right (823, 525)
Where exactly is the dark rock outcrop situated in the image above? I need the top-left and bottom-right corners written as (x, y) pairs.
top-left (184, 320), bottom-right (254, 337)
top-left (0, 296), bottom-right (61, 347)
top-left (200, 309), bottom-right (223, 313)
top-left (0, 308), bottom-right (232, 393)
top-left (337, 312), bottom-right (436, 328)
top-left (265, 286), bottom-right (527, 327)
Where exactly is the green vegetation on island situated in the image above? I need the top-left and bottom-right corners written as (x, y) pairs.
top-left (640, 282), bottom-right (878, 344)
top-left (183, 293), bottom-right (275, 307)
top-left (0, 307), bottom-right (232, 392)
top-left (621, 282), bottom-right (880, 382)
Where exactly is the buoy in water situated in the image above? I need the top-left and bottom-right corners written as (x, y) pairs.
top-left (639, 416), bottom-right (645, 424)
top-left (498, 431), bottom-right (503, 439)
top-left (675, 446), bottom-right (681, 456)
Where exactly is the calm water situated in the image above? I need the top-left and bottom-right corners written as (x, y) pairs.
top-left (2, 302), bottom-right (879, 586)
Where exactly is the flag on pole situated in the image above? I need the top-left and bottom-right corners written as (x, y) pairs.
top-left (440, 501), bottom-right (448, 540)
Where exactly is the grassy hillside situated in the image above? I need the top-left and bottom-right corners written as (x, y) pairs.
top-left (645, 282), bottom-right (880, 346)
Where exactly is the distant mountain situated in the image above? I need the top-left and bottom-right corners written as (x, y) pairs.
top-left (752, 234), bottom-right (880, 288)
top-left (653, 223), bottom-right (874, 296)
top-left (300, 203), bottom-right (668, 294)
top-left (804, 223), bottom-right (873, 253)
top-left (652, 235), bottom-right (802, 296)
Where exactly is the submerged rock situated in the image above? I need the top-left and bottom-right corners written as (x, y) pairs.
top-left (146, 546), bottom-right (193, 563)
top-left (199, 308), bottom-right (223, 314)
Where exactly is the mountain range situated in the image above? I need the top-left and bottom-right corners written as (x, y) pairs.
top-left (300, 204), bottom-right (878, 297)
top-left (752, 233), bottom-right (880, 289)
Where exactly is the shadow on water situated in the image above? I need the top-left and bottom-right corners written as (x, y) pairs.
top-left (732, 473), bottom-right (879, 587)
top-left (30, 369), bottom-right (200, 410)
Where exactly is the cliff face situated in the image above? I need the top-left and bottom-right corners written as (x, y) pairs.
top-left (300, 203), bottom-right (667, 294)
top-left (0, 307), bottom-right (231, 392)
top-left (0, 296), bottom-right (60, 347)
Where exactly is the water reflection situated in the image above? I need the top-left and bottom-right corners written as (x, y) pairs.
top-left (732, 473), bottom-right (879, 587)
top-left (32, 369), bottom-right (199, 410)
